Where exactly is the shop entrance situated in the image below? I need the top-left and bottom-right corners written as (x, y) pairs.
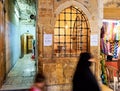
top-left (101, 20), bottom-right (120, 87)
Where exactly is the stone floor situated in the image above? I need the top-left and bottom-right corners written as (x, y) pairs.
top-left (0, 54), bottom-right (36, 90)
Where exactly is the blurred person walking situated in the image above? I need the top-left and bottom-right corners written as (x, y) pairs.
top-left (72, 52), bottom-right (101, 91)
top-left (29, 73), bottom-right (46, 91)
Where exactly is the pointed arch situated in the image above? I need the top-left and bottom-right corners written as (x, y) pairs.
top-left (54, 1), bottom-right (92, 21)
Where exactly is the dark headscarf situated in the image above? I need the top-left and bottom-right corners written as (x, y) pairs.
top-left (76, 52), bottom-right (93, 70)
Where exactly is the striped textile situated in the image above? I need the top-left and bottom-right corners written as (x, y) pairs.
top-left (113, 41), bottom-right (119, 58)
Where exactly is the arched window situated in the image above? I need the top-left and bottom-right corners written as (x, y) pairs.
top-left (54, 6), bottom-right (90, 57)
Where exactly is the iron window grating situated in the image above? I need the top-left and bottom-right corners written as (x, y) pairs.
top-left (54, 6), bottom-right (90, 57)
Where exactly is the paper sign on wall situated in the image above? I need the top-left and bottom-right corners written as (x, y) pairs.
top-left (44, 34), bottom-right (52, 46)
top-left (90, 35), bottom-right (98, 46)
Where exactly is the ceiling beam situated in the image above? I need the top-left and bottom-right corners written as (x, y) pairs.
top-left (104, 7), bottom-right (120, 20)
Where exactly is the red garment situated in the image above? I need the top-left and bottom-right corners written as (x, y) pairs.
top-left (29, 86), bottom-right (41, 91)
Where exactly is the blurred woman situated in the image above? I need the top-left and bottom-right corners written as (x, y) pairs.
top-left (72, 52), bottom-right (101, 91)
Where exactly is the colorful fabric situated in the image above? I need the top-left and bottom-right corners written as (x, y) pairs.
top-left (110, 42), bottom-right (114, 54)
top-left (106, 41), bottom-right (110, 54)
top-left (113, 41), bottom-right (119, 58)
top-left (100, 38), bottom-right (108, 55)
top-left (115, 24), bottom-right (120, 40)
top-left (102, 20), bottom-right (120, 59)
top-left (103, 21), bottom-right (116, 41)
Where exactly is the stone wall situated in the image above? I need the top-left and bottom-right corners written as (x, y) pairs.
top-left (104, 0), bottom-right (120, 19)
top-left (5, 0), bottom-right (21, 74)
top-left (37, 0), bottom-right (103, 90)
top-left (0, 0), bottom-right (5, 88)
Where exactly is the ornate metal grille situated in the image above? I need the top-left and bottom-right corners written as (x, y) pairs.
top-left (54, 6), bottom-right (90, 57)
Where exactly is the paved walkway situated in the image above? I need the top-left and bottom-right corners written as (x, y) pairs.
top-left (0, 54), bottom-right (36, 90)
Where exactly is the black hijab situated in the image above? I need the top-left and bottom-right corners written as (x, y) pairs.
top-left (76, 52), bottom-right (93, 70)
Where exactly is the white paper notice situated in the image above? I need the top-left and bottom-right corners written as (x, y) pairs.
top-left (44, 34), bottom-right (52, 46)
top-left (90, 35), bottom-right (98, 46)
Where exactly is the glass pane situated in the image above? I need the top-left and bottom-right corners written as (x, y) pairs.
top-left (60, 14), bottom-right (64, 20)
top-left (60, 21), bottom-right (65, 27)
top-left (54, 28), bottom-right (59, 35)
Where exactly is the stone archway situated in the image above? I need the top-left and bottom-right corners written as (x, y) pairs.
top-left (54, 0), bottom-right (92, 27)
top-left (53, 0), bottom-right (100, 78)
top-left (53, 0), bottom-right (103, 81)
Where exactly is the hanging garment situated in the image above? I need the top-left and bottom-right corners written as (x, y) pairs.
top-left (100, 38), bottom-right (108, 55)
top-left (113, 41), bottom-right (119, 58)
top-left (106, 41), bottom-right (110, 54)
